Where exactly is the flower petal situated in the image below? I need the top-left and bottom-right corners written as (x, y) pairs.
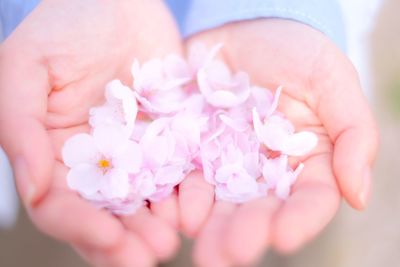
top-left (101, 169), bottom-right (130, 199)
top-left (154, 165), bottom-right (185, 185)
top-left (62, 134), bottom-right (98, 167)
top-left (93, 125), bottom-right (128, 157)
top-left (113, 140), bottom-right (142, 173)
top-left (67, 164), bottom-right (101, 196)
top-left (226, 174), bottom-right (258, 195)
top-left (281, 131), bottom-right (318, 156)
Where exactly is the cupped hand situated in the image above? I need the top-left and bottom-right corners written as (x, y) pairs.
top-left (178, 19), bottom-right (379, 267)
top-left (0, 0), bottom-right (182, 266)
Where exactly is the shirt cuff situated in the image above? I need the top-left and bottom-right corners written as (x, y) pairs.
top-left (171, 0), bottom-right (346, 51)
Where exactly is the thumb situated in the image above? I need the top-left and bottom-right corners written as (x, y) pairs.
top-left (313, 45), bottom-right (379, 210)
top-left (0, 42), bottom-right (53, 207)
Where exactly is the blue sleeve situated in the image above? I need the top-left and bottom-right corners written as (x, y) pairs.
top-left (1, 0), bottom-right (346, 50)
top-left (0, 0), bottom-right (40, 38)
top-left (166, 0), bottom-right (346, 52)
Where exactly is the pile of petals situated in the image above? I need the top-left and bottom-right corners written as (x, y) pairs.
top-left (62, 44), bottom-right (318, 214)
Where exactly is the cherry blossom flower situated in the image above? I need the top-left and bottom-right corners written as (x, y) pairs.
top-left (253, 107), bottom-right (318, 156)
top-left (201, 123), bottom-right (264, 202)
top-left (89, 80), bottom-right (138, 136)
top-left (62, 126), bottom-right (143, 212)
top-left (130, 114), bottom-right (201, 201)
top-left (262, 155), bottom-right (304, 199)
top-left (197, 46), bottom-right (251, 108)
top-left (131, 55), bottom-right (192, 114)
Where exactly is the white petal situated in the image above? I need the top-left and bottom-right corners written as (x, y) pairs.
top-left (275, 177), bottom-right (292, 199)
top-left (243, 152), bottom-right (261, 178)
top-left (137, 174), bottom-right (157, 198)
top-left (262, 155), bottom-right (287, 187)
top-left (265, 86), bottom-right (283, 117)
top-left (227, 174), bottom-right (258, 195)
top-left (67, 164), bottom-right (101, 196)
top-left (147, 185), bottom-right (175, 202)
top-left (62, 134), bottom-right (98, 167)
top-left (93, 126), bottom-right (128, 157)
top-left (154, 165), bottom-right (185, 185)
top-left (101, 169), bottom-right (130, 199)
top-left (164, 54), bottom-right (192, 80)
top-left (113, 140), bottom-right (142, 173)
top-left (281, 131), bottom-right (318, 156)
top-left (252, 108), bottom-right (268, 143)
top-left (207, 91), bottom-right (244, 108)
top-left (89, 105), bottom-right (115, 128)
top-left (219, 113), bottom-right (249, 132)
top-left (142, 136), bottom-right (171, 168)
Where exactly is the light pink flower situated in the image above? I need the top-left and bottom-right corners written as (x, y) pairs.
top-left (200, 123), bottom-right (264, 202)
top-left (131, 55), bottom-right (192, 114)
top-left (130, 114), bottom-right (200, 201)
top-left (262, 155), bottom-right (304, 199)
top-left (253, 108), bottom-right (318, 156)
top-left (62, 126), bottom-right (142, 205)
top-left (89, 80), bottom-right (138, 136)
top-left (197, 47), bottom-right (251, 108)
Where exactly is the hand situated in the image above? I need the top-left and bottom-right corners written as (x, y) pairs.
top-left (178, 19), bottom-right (379, 267)
top-left (0, 0), bottom-right (182, 266)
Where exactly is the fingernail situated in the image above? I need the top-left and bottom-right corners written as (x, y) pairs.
top-left (13, 156), bottom-right (36, 206)
top-left (358, 168), bottom-right (372, 208)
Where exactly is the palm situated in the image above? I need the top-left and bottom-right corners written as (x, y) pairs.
top-left (0, 1), bottom-right (182, 266)
top-left (179, 19), bottom-right (378, 267)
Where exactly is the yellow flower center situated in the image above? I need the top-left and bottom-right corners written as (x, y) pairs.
top-left (97, 159), bottom-right (112, 173)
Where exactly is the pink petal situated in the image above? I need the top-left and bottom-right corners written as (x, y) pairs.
top-left (252, 108), bottom-right (268, 143)
top-left (67, 164), bottom-right (101, 196)
top-left (93, 126), bottom-right (129, 157)
top-left (135, 172), bottom-right (157, 198)
top-left (248, 86), bottom-right (274, 118)
top-left (265, 86), bottom-right (283, 117)
top-left (281, 131), bottom-right (318, 156)
top-left (154, 165), bottom-right (185, 185)
top-left (113, 141), bottom-right (142, 173)
top-left (101, 169), bottom-right (130, 199)
top-left (275, 178), bottom-right (292, 199)
top-left (215, 185), bottom-right (259, 203)
top-left (142, 136), bottom-right (173, 168)
top-left (227, 175), bottom-right (258, 195)
top-left (215, 164), bottom-right (241, 183)
top-left (163, 54), bottom-right (192, 81)
top-left (243, 152), bottom-right (261, 178)
top-left (198, 68), bottom-right (250, 108)
top-left (147, 185), bottom-right (175, 202)
top-left (219, 113), bottom-right (249, 132)
top-left (62, 134), bottom-right (98, 167)
top-left (262, 157), bottom-right (284, 187)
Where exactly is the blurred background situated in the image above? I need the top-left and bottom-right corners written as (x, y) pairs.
top-left (1, 0), bottom-right (399, 266)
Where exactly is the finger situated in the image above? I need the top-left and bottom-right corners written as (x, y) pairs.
top-left (150, 190), bottom-right (179, 229)
top-left (121, 207), bottom-right (180, 261)
top-left (225, 197), bottom-right (280, 266)
top-left (73, 232), bottom-right (156, 267)
top-left (271, 153), bottom-right (340, 253)
top-left (0, 46), bottom-right (52, 206)
top-left (178, 171), bottom-right (214, 237)
top-left (28, 161), bottom-right (124, 250)
top-left (312, 47), bottom-right (379, 209)
top-left (193, 201), bottom-right (235, 267)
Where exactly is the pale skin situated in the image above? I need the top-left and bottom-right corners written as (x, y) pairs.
top-left (0, 1), bottom-right (379, 267)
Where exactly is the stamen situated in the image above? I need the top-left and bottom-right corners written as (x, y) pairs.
top-left (97, 159), bottom-right (112, 173)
